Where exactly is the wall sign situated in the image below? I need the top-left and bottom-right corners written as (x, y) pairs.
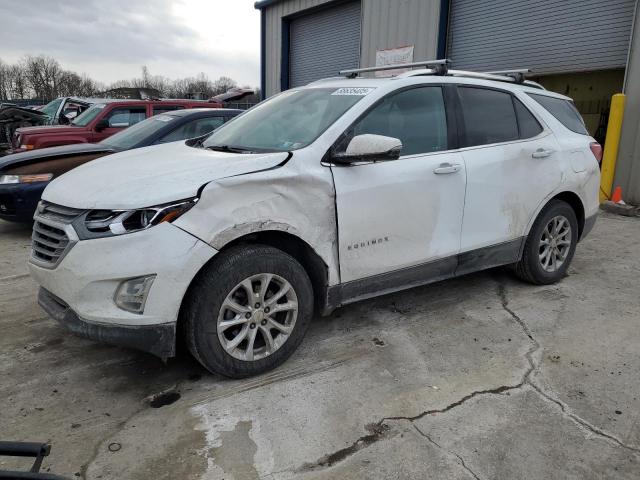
top-left (375, 45), bottom-right (415, 77)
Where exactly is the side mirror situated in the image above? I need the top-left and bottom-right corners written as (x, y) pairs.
top-left (94, 119), bottom-right (109, 132)
top-left (331, 134), bottom-right (402, 164)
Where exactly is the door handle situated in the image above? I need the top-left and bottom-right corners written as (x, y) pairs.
top-left (433, 162), bottom-right (462, 174)
top-left (532, 148), bottom-right (554, 159)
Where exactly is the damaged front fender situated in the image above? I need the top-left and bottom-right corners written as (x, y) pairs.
top-left (175, 155), bottom-right (341, 286)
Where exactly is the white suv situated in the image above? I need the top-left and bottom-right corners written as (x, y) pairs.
top-left (28, 66), bottom-right (601, 377)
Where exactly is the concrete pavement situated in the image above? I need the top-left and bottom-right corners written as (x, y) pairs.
top-left (1, 212), bottom-right (638, 479)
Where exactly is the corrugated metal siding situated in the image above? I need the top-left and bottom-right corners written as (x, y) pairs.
top-left (263, 0), bottom-right (336, 96)
top-left (614, 0), bottom-right (640, 203)
top-left (289, 1), bottom-right (362, 87)
top-left (447, 0), bottom-right (636, 74)
top-left (360, 0), bottom-right (440, 69)
top-left (262, 0), bottom-right (441, 96)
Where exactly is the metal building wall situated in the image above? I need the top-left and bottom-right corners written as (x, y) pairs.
top-left (360, 0), bottom-right (441, 72)
top-left (261, 0), bottom-right (441, 97)
top-left (289, 1), bottom-right (362, 87)
top-left (447, 0), bottom-right (635, 74)
top-left (614, 2), bottom-right (640, 204)
top-left (263, 0), bottom-right (336, 97)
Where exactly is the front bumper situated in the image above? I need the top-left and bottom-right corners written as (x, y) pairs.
top-left (0, 182), bottom-right (48, 222)
top-left (29, 221), bottom-right (218, 357)
top-left (39, 288), bottom-right (176, 359)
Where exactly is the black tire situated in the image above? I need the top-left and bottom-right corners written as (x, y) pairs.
top-left (514, 199), bottom-right (579, 285)
top-left (182, 244), bottom-right (314, 378)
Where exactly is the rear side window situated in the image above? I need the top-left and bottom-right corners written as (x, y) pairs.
top-left (527, 93), bottom-right (588, 135)
top-left (458, 87), bottom-right (519, 146)
top-left (514, 98), bottom-right (543, 139)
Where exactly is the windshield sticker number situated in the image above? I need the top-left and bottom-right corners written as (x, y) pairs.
top-left (331, 87), bottom-right (375, 96)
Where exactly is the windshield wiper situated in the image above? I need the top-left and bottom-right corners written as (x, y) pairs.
top-left (205, 144), bottom-right (255, 153)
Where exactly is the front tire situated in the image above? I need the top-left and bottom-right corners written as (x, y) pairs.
top-left (183, 244), bottom-right (314, 378)
top-left (514, 199), bottom-right (579, 285)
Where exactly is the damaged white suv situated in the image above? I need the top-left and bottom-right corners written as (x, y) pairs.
top-left (29, 66), bottom-right (601, 377)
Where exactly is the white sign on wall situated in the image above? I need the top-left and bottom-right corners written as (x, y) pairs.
top-left (375, 45), bottom-right (415, 77)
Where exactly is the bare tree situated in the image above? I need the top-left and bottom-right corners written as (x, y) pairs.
top-left (0, 56), bottom-right (253, 103)
top-left (23, 55), bottom-right (62, 100)
top-left (212, 76), bottom-right (237, 95)
top-left (0, 59), bottom-right (9, 100)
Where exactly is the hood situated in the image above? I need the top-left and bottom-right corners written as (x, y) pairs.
top-left (17, 125), bottom-right (83, 136)
top-left (0, 104), bottom-right (48, 123)
top-left (42, 141), bottom-right (290, 209)
top-left (0, 143), bottom-right (115, 171)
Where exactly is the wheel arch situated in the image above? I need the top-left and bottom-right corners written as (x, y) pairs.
top-left (222, 230), bottom-right (330, 315)
top-left (527, 190), bottom-right (586, 240)
top-left (177, 229), bottom-right (331, 341)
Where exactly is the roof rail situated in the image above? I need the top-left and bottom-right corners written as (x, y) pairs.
top-left (340, 59), bottom-right (450, 78)
top-left (483, 68), bottom-right (531, 84)
top-left (335, 60), bottom-right (546, 90)
top-left (398, 67), bottom-right (545, 90)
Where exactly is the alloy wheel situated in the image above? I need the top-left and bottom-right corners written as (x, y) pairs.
top-left (539, 215), bottom-right (572, 272)
top-left (217, 273), bottom-right (298, 361)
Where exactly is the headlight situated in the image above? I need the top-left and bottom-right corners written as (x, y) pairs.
top-left (83, 198), bottom-right (198, 236)
top-left (0, 173), bottom-right (53, 184)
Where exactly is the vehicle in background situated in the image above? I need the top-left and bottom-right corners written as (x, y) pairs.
top-left (27, 62), bottom-right (600, 378)
top-left (12, 88), bottom-right (255, 153)
top-left (11, 99), bottom-right (226, 153)
top-left (0, 108), bottom-right (241, 223)
top-left (0, 98), bottom-right (98, 157)
top-left (38, 97), bottom-right (97, 125)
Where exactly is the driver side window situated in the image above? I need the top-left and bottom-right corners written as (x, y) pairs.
top-left (338, 87), bottom-right (448, 156)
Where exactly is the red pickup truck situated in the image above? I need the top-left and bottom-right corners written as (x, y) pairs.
top-left (12, 99), bottom-right (224, 152)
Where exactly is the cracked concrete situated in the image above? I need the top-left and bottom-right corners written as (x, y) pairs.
top-left (1, 212), bottom-right (639, 479)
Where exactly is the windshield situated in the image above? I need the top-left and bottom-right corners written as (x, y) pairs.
top-left (39, 98), bottom-right (63, 122)
top-left (101, 114), bottom-right (176, 150)
top-left (72, 103), bottom-right (106, 126)
top-left (202, 87), bottom-right (371, 152)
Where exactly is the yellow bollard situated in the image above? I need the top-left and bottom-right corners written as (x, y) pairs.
top-left (600, 93), bottom-right (626, 202)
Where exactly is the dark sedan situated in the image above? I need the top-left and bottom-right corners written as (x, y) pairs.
top-left (0, 108), bottom-right (241, 223)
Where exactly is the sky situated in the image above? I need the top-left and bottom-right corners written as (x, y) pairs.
top-left (0, 0), bottom-right (261, 87)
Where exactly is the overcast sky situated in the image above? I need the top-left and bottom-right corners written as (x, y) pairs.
top-left (0, 0), bottom-right (261, 87)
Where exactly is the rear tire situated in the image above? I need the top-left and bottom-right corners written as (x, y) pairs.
top-left (182, 244), bottom-right (314, 378)
top-left (514, 200), bottom-right (578, 285)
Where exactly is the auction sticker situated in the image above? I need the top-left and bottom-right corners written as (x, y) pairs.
top-left (331, 87), bottom-right (375, 96)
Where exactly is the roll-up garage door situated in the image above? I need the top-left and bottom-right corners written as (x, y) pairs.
top-left (447, 0), bottom-right (635, 74)
top-left (289, 1), bottom-right (362, 88)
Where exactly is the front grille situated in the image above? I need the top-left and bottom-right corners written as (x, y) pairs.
top-left (38, 201), bottom-right (85, 223)
top-left (32, 221), bottom-right (70, 265)
top-left (31, 202), bottom-right (84, 268)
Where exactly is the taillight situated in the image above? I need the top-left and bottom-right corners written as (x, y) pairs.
top-left (589, 142), bottom-right (602, 165)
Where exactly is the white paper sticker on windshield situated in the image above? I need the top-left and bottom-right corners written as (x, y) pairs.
top-left (331, 87), bottom-right (375, 96)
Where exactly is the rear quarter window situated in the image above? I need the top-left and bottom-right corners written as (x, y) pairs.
top-left (513, 98), bottom-right (543, 139)
top-left (527, 93), bottom-right (589, 135)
